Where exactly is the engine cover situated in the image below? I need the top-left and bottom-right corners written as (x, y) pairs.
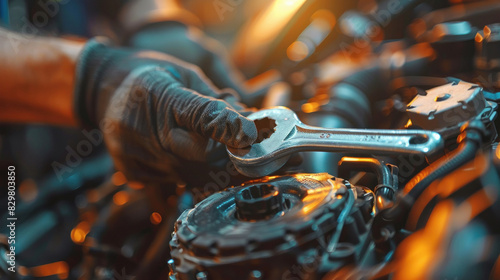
top-left (170, 173), bottom-right (374, 280)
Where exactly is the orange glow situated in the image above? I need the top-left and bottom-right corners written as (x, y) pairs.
top-left (311, 10), bottom-right (336, 28)
top-left (150, 212), bottom-right (163, 225)
top-left (475, 33), bottom-right (484, 43)
top-left (484, 25), bottom-right (492, 38)
top-left (301, 102), bottom-right (319, 113)
top-left (247, 0), bottom-right (306, 43)
top-left (128, 181), bottom-right (144, 190)
top-left (71, 221), bottom-right (90, 244)
top-left (29, 261), bottom-right (69, 279)
top-left (113, 191), bottom-right (130, 206)
top-left (71, 228), bottom-right (86, 244)
top-left (377, 195), bottom-right (383, 205)
top-left (302, 181), bottom-right (337, 214)
top-left (287, 41), bottom-right (309, 61)
top-left (18, 266), bottom-right (28, 276)
top-left (407, 153), bottom-right (487, 230)
top-left (455, 187), bottom-right (497, 228)
top-left (19, 179), bottom-right (38, 202)
top-left (394, 201), bottom-right (454, 280)
top-left (111, 171), bottom-right (127, 186)
top-left (408, 18), bottom-right (427, 39)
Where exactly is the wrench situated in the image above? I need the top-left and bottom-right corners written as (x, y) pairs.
top-left (227, 107), bottom-right (444, 177)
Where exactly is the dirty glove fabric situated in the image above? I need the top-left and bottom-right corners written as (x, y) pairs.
top-left (74, 39), bottom-right (257, 184)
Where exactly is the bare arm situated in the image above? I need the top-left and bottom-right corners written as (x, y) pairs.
top-left (0, 28), bottom-right (85, 126)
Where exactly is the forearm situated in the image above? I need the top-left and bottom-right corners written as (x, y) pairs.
top-left (0, 28), bottom-right (84, 126)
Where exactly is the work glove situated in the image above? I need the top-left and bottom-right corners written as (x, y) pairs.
top-left (74, 39), bottom-right (258, 185)
top-left (126, 21), bottom-right (263, 106)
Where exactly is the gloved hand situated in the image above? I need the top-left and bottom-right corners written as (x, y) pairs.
top-left (74, 39), bottom-right (257, 184)
top-left (126, 21), bottom-right (261, 106)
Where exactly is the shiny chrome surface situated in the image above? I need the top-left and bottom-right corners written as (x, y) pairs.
top-left (227, 107), bottom-right (444, 177)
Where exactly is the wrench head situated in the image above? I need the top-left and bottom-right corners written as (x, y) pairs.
top-left (227, 107), bottom-right (300, 177)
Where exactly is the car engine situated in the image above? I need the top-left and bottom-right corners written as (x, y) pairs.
top-left (1, 0), bottom-right (500, 279)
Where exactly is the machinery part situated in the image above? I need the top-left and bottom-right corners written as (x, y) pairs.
top-left (406, 81), bottom-right (488, 130)
top-left (405, 120), bottom-right (487, 201)
top-left (227, 107), bottom-right (444, 177)
top-left (234, 183), bottom-right (285, 221)
top-left (475, 23), bottom-right (500, 90)
top-left (170, 173), bottom-right (374, 280)
top-left (423, 21), bottom-right (477, 75)
top-left (338, 157), bottom-right (398, 211)
top-left (475, 23), bottom-right (500, 70)
top-left (371, 120), bottom-right (487, 244)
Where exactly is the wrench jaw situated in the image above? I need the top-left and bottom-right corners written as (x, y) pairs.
top-left (227, 107), bottom-right (299, 177)
top-left (231, 155), bottom-right (291, 177)
top-left (227, 140), bottom-right (292, 177)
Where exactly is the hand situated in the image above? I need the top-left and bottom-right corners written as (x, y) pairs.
top-left (126, 22), bottom-right (259, 105)
top-left (74, 39), bottom-right (257, 185)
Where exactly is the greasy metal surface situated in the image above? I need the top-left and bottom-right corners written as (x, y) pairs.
top-left (227, 107), bottom-right (444, 177)
top-left (170, 173), bottom-right (356, 279)
top-left (172, 173), bottom-right (348, 259)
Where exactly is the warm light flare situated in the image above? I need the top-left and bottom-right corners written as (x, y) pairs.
top-left (407, 153), bottom-right (488, 230)
top-left (247, 0), bottom-right (307, 43)
top-left (150, 212), bottom-right (163, 225)
top-left (113, 191), bottom-right (130, 206)
top-left (484, 25), bottom-right (492, 38)
top-left (475, 33), bottom-right (484, 43)
top-left (287, 41), bottom-right (309, 61)
top-left (301, 181), bottom-right (337, 214)
top-left (29, 261), bottom-right (69, 279)
top-left (71, 221), bottom-right (90, 244)
top-left (301, 102), bottom-right (319, 113)
top-left (128, 181), bottom-right (145, 190)
top-left (394, 201), bottom-right (454, 280)
top-left (111, 171), bottom-right (127, 186)
top-left (455, 187), bottom-right (497, 228)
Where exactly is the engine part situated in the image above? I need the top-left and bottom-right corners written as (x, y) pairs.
top-left (406, 80), bottom-right (489, 130)
top-left (423, 21), bottom-right (477, 75)
top-left (372, 120), bottom-right (487, 244)
top-left (169, 173), bottom-right (374, 280)
top-left (338, 157), bottom-right (398, 211)
top-left (227, 107), bottom-right (443, 177)
top-left (475, 23), bottom-right (500, 89)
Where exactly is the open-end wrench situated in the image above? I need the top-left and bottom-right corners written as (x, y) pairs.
top-left (227, 107), bottom-right (444, 177)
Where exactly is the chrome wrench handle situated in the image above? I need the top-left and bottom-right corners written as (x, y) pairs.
top-left (227, 107), bottom-right (444, 177)
top-left (284, 124), bottom-right (442, 157)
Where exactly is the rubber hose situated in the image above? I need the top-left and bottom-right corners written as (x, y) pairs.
top-left (372, 120), bottom-right (485, 242)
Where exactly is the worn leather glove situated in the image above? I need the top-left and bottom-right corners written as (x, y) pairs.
top-left (126, 21), bottom-right (262, 106)
top-left (74, 39), bottom-right (257, 184)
